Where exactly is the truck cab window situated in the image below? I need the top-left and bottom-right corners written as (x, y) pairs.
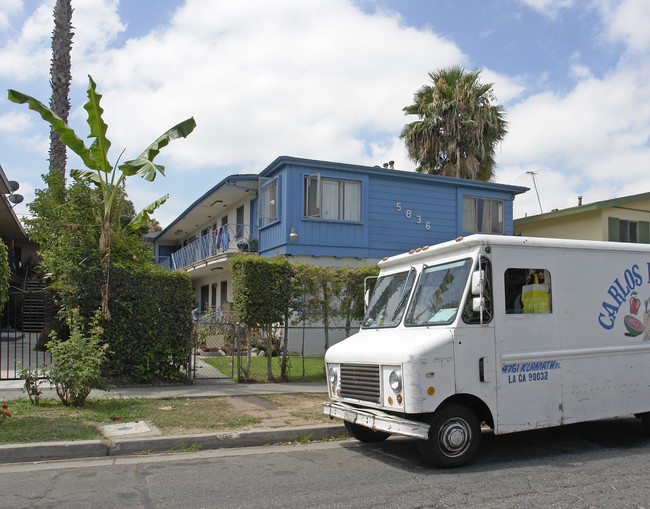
top-left (505, 268), bottom-right (552, 314)
top-left (362, 268), bottom-right (416, 328)
top-left (405, 259), bottom-right (472, 326)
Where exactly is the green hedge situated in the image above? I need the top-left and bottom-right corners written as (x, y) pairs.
top-left (102, 264), bottom-right (194, 384)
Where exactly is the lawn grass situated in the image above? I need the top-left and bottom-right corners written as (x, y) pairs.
top-left (0, 396), bottom-right (261, 444)
top-left (201, 355), bottom-right (325, 382)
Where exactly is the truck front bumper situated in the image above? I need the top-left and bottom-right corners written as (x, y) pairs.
top-left (323, 401), bottom-right (430, 440)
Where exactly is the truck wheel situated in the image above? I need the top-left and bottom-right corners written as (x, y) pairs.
top-left (344, 421), bottom-right (391, 443)
top-left (417, 404), bottom-right (481, 468)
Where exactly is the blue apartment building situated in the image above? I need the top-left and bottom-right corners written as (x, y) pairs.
top-left (153, 156), bottom-right (528, 312)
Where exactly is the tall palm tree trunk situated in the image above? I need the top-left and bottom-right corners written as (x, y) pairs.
top-left (49, 0), bottom-right (74, 184)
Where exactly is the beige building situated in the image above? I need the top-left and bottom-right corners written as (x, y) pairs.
top-left (514, 192), bottom-right (650, 243)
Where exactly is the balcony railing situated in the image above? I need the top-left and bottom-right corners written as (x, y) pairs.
top-left (170, 223), bottom-right (258, 270)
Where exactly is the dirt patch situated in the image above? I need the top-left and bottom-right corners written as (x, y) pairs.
top-left (260, 393), bottom-right (331, 424)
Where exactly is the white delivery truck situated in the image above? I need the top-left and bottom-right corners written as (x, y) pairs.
top-left (323, 235), bottom-right (650, 467)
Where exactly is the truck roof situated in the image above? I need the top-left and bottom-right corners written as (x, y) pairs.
top-left (378, 234), bottom-right (650, 270)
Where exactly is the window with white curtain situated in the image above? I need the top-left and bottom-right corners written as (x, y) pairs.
top-left (463, 196), bottom-right (504, 233)
top-left (305, 174), bottom-right (360, 222)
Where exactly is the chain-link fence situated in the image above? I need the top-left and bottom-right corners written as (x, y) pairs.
top-left (192, 315), bottom-right (359, 383)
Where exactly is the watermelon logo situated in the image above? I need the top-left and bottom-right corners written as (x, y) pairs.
top-left (624, 315), bottom-right (644, 337)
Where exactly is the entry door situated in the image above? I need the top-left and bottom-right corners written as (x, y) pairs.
top-left (495, 267), bottom-right (563, 433)
top-left (200, 285), bottom-right (209, 312)
top-left (220, 281), bottom-right (228, 309)
top-left (453, 256), bottom-right (497, 414)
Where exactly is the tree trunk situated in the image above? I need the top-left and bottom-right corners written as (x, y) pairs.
top-left (266, 325), bottom-right (274, 381)
top-left (99, 213), bottom-right (111, 320)
top-left (280, 318), bottom-right (289, 381)
top-left (48, 0), bottom-right (73, 184)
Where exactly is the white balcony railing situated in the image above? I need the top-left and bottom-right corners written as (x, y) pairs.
top-left (169, 223), bottom-right (258, 270)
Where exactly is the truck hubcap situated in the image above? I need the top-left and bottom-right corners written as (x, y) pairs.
top-left (439, 418), bottom-right (471, 457)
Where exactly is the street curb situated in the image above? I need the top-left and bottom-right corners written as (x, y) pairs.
top-left (109, 423), bottom-right (346, 456)
top-left (0, 424), bottom-right (347, 464)
top-left (0, 440), bottom-right (108, 463)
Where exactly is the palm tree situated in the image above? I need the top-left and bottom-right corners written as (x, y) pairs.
top-left (48, 0), bottom-right (73, 183)
top-left (400, 66), bottom-right (507, 181)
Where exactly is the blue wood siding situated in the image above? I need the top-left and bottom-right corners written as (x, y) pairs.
top-left (256, 157), bottom-right (527, 260)
top-left (367, 175), bottom-right (459, 257)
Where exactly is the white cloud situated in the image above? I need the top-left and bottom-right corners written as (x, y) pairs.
top-left (75, 0), bottom-right (465, 172)
top-left (481, 68), bottom-right (526, 104)
top-left (70, 0), bottom-right (124, 64)
top-left (0, 0), bottom-right (24, 29)
top-left (498, 58), bottom-right (650, 218)
top-left (602, 0), bottom-right (650, 52)
top-left (0, 110), bottom-right (33, 132)
top-left (0, 0), bottom-right (52, 81)
top-left (0, 0), bottom-right (125, 83)
top-left (517, 0), bottom-right (575, 17)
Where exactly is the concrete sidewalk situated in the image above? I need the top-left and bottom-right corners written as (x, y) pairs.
top-left (0, 379), bottom-right (346, 465)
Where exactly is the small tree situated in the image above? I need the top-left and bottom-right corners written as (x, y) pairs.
top-left (339, 265), bottom-right (379, 337)
top-left (45, 309), bottom-right (110, 407)
top-left (291, 262), bottom-right (320, 378)
top-left (310, 265), bottom-right (341, 353)
top-left (8, 76), bottom-right (196, 319)
top-left (231, 254), bottom-right (291, 381)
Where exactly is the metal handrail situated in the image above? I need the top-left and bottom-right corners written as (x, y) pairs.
top-left (170, 223), bottom-right (258, 270)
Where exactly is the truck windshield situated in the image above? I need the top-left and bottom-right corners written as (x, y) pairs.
top-left (405, 258), bottom-right (472, 326)
top-left (362, 268), bottom-right (416, 328)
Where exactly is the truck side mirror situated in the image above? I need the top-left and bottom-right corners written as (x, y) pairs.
top-left (471, 270), bottom-right (484, 296)
top-left (472, 297), bottom-right (485, 312)
top-left (364, 289), bottom-right (370, 308)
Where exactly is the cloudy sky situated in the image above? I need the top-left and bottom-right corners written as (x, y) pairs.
top-left (2, 0), bottom-right (650, 228)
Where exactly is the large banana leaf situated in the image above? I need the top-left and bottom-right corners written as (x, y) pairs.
top-left (7, 89), bottom-right (97, 170)
top-left (83, 76), bottom-right (112, 174)
top-left (69, 168), bottom-right (103, 184)
top-left (120, 117), bottom-right (196, 181)
top-left (126, 194), bottom-right (169, 233)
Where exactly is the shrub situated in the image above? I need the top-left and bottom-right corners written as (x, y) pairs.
top-left (45, 309), bottom-right (110, 407)
top-left (102, 264), bottom-right (194, 384)
top-left (17, 363), bottom-right (43, 406)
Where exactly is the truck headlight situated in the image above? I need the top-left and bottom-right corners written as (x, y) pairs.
top-left (389, 370), bottom-right (402, 392)
top-left (328, 366), bottom-right (339, 386)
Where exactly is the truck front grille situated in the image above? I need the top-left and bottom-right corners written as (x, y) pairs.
top-left (340, 363), bottom-right (380, 403)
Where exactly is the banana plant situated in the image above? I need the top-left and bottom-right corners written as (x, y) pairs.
top-left (8, 75), bottom-right (196, 319)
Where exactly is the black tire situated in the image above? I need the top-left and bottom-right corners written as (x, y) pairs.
top-left (344, 420), bottom-right (391, 443)
top-left (417, 404), bottom-right (481, 468)
top-left (641, 412), bottom-right (650, 437)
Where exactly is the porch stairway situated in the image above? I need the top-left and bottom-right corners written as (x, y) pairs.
top-left (22, 278), bottom-right (46, 333)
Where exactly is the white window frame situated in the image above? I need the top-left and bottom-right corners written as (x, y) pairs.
top-left (463, 196), bottom-right (504, 234)
top-left (259, 177), bottom-right (278, 227)
top-left (304, 174), bottom-right (360, 222)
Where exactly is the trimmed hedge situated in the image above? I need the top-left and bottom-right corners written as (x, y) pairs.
top-left (102, 264), bottom-right (194, 384)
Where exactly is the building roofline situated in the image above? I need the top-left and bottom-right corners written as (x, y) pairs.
top-left (259, 155), bottom-right (529, 195)
top-left (155, 174), bottom-right (258, 239)
top-left (514, 191), bottom-right (650, 225)
top-left (157, 156), bottom-right (529, 241)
